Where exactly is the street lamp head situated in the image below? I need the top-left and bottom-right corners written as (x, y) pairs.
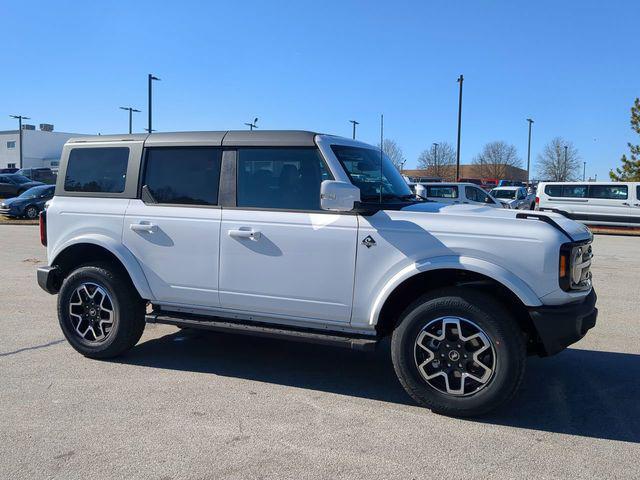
top-left (433, 142), bottom-right (439, 147)
top-left (526, 118), bottom-right (534, 124)
top-left (149, 74), bottom-right (160, 81)
top-left (10, 114), bottom-right (30, 120)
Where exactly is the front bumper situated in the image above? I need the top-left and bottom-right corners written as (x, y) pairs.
top-left (528, 289), bottom-right (597, 356)
top-left (37, 266), bottom-right (61, 294)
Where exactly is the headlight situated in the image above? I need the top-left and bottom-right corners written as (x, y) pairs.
top-left (559, 242), bottom-right (592, 291)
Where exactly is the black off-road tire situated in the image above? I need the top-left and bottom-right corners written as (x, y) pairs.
top-left (57, 263), bottom-right (146, 359)
top-left (391, 287), bottom-right (526, 417)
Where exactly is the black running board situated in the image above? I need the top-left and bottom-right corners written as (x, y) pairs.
top-left (145, 311), bottom-right (379, 351)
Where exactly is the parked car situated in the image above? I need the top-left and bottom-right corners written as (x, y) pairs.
top-left (0, 184), bottom-right (55, 219)
top-left (536, 182), bottom-right (640, 227)
top-left (37, 131), bottom-right (596, 417)
top-left (0, 167), bottom-right (19, 174)
top-left (16, 167), bottom-right (57, 184)
top-left (0, 174), bottom-right (44, 198)
top-left (490, 186), bottom-right (536, 210)
top-left (414, 182), bottom-right (503, 208)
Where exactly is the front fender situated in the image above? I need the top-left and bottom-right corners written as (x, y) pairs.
top-left (50, 233), bottom-right (155, 301)
top-left (368, 255), bottom-right (542, 326)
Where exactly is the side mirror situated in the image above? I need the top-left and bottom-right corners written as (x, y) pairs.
top-left (320, 180), bottom-right (360, 212)
top-left (415, 184), bottom-right (427, 199)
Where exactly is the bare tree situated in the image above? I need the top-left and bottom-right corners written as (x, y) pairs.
top-left (377, 139), bottom-right (406, 170)
top-left (416, 142), bottom-right (456, 179)
top-left (537, 137), bottom-right (581, 181)
top-left (472, 141), bottom-right (522, 179)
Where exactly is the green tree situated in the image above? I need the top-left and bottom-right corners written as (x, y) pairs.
top-left (610, 98), bottom-right (640, 181)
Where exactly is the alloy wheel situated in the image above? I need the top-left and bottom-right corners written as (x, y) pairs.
top-left (414, 316), bottom-right (496, 396)
top-left (68, 282), bottom-right (115, 343)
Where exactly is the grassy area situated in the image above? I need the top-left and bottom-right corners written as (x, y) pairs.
top-left (0, 216), bottom-right (39, 225)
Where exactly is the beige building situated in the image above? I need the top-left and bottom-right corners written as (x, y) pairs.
top-left (403, 164), bottom-right (528, 182)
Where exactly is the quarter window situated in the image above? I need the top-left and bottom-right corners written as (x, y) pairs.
top-left (588, 184), bottom-right (628, 200)
top-left (143, 148), bottom-right (222, 206)
top-left (236, 148), bottom-right (332, 210)
top-left (427, 186), bottom-right (458, 198)
top-left (64, 147), bottom-right (129, 193)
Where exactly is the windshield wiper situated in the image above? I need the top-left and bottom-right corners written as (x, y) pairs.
top-left (361, 193), bottom-right (419, 202)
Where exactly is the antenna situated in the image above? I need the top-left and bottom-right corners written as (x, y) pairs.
top-left (379, 114), bottom-right (384, 204)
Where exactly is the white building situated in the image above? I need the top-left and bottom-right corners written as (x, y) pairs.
top-left (0, 125), bottom-right (87, 170)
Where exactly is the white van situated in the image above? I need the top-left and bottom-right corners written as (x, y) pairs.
top-left (536, 182), bottom-right (640, 227)
top-left (411, 182), bottom-right (503, 208)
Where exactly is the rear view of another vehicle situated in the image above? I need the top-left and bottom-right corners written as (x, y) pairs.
top-left (0, 185), bottom-right (55, 219)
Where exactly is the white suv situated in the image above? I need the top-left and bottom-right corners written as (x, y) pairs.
top-left (37, 131), bottom-right (597, 417)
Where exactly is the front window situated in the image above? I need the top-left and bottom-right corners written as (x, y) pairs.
top-left (18, 185), bottom-right (54, 199)
top-left (331, 145), bottom-right (413, 203)
top-left (491, 189), bottom-right (516, 199)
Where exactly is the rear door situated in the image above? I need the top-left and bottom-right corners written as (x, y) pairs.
top-left (586, 184), bottom-right (631, 223)
top-left (218, 147), bottom-right (358, 323)
top-left (123, 147), bottom-right (223, 307)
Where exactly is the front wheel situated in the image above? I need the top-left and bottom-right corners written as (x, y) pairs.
top-left (57, 264), bottom-right (146, 359)
top-left (391, 287), bottom-right (526, 417)
top-left (24, 205), bottom-right (39, 219)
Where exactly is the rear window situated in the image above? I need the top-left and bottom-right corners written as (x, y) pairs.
top-left (427, 186), bottom-right (458, 198)
top-left (143, 147), bottom-right (222, 206)
top-left (65, 147), bottom-right (129, 193)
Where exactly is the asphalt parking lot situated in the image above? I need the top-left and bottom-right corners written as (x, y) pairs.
top-left (1, 225), bottom-right (639, 479)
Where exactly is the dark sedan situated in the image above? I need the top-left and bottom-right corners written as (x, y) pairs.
top-left (0, 174), bottom-right (44, 197)
top-left (0, 185), bottom-right (55, 219)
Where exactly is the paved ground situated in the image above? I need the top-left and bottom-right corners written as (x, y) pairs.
top-left (1, 225), bottom-right (639, 479)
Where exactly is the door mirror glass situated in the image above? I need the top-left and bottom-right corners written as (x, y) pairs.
top-left (320, 180), bottom-right (360, 212)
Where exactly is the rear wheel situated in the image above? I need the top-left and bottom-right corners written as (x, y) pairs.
top-left (57, 264), bottom-right (146, 359)
top-left (391, 287), bottom-right (526, 417)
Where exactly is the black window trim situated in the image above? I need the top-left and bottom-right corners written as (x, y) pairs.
top-left (138, 146), bottom-right (225, 209)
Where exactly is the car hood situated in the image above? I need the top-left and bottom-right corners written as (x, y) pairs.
top-left (0, 197), bottom-right (23, 207)
top-left (400, 201), bottom-right (591, 242)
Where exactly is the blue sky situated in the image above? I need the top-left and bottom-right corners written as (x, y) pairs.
top-left (2, 0), bottom-right (638, 180)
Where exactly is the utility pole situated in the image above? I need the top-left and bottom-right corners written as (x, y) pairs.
top-left (349, 120), bottom-right (359, 139)
top-left (526, 118), bottom-right (534, 184)
top-left (9, 114), bottom-right (30, 169)
top-left (148, 74), bottom-right (160, 133)
top-left (120, 107), bottom-right (140, 134)
top-left (244, 117), bottom-right (259, 131)
top-left (455, 74), bottom-right (464, 181)
top-left (432, 143), bottom-right (439, 173)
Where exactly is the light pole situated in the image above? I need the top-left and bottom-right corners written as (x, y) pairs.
top-left (120, 107), bottom-right (140, 134)
top-left (455, 74), bottom-right (464, 181)
top-left (526, 118), bottom-right (534, 184)
top-left (9, 114), bottom-right (30, 169)
top-left (583, 161), bottom-right (586, 181)
top-left (349, 120), bottom-right (359, 139)
top-left (244, 117), bottom-right (259, 131)
top-left (432, 142), bottom-right (439, 169)
top-left (148, 74), bottom-right (160, 133)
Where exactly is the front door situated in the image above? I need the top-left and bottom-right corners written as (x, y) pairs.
top-left (123, 147), bottom-right (223, 307)
top-left (219, 147), bottom-right (358, 323)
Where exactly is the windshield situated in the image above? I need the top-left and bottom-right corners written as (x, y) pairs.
top-left (491, 189), bottom-right (517, 199)
top-left (331, 145), bottom-right (413, 202)
top-left (18, 185), bottom-right (52, 199)
top-left (9, 175), bottom-right (32, 184)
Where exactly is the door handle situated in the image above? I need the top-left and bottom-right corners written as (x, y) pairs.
top-left (130, 222), bottom-right (157, 233)
top-left (228, 228), bottom-right (261, 240)
top-left (622, 202), bottom-right (630, 206)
